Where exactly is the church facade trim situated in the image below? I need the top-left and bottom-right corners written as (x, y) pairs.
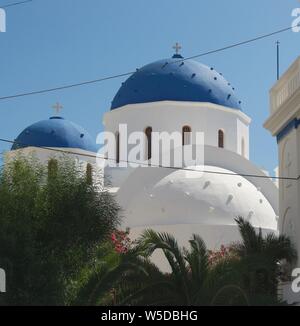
top-left (276, 118), bottom-right (300, 143)
top-left (265, 56), bottom-right (300, 305)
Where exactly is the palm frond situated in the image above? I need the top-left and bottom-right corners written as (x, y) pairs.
top-left (185, 234), bottom-right (209, 286)
top-left (264, 233), bottom-right (297, 263)
top-left (137, 229), bottom-right (188, 274)
top-left (234, 216), bottom-right (262, 255)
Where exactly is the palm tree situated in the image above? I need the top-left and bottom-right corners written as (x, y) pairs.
top-left (126, 219), bottom-right (297, 306)
top-left (74, 217), bottom-right (297, 306)
top-left (73, 242), bottom-right (170, 306)
top-left (123, 230), bottom-right (242, 305)
top-left (72, 244), bottom-right (142, 306)
top-left (73, 231), bottom-right (217, 306)
top-left (230, 217), bottom-right (297, 301)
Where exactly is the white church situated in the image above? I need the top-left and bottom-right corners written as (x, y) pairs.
top-left (7, 46), bottom-right (300, 303)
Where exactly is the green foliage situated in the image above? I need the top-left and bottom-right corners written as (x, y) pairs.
top-left (92, 219), bottom-right (297, 306)
top-left (131, 230), bottom-right (216, 305)
top-left (229, 217), bottom-right (297, 301)
top-left (0, 155), bottom-right (120, 305)
top-left (0, 157), bottom-right (296, 307)
top-left (73, 243), bottom-right (144, 306)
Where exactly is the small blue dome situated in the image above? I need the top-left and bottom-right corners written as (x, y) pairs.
top-left (111, 55), bottom-right (242, 110)
top-left (12, 117), bottom-right (97, 152)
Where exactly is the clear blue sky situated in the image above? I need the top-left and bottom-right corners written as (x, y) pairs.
top-left (1, 0), bottom-right (300, 173)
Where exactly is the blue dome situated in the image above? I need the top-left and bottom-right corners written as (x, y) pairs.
top-left (111, 55), bottom-right (242, 110)
top-left (12, 117), bottom-right (97, 152)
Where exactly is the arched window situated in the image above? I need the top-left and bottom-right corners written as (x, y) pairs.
top-left (182, 126), bottom-right (191, 145)
top-left (116, 132), bottom-right (120, 164)
top-left (145, 127), bottom-right (152, 160)
top-left (218, 129), bottom-right (224, 148)
top-left (241, 137), bottom-right (245, 157)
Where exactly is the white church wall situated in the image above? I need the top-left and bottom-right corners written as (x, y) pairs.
top-left (237, 118), bottom-right (249, 159)
top-left (5, 147), bottom-right (104, 186)
top-left (265, 56), bottom-right (300, 265)
top-left (116, 159), bottom-right (277, 231)
top-left (265, 56), bottom-right (300, 305)
top-left (103, 101), bottom-right (251, 160)
top-left (6, 146), bottom-right (96, 165)
top-left (200, 145), bottom-right (278, 213)
top-left (104, 166), bottom-right (135, 188)
top-left (103, 98), bottom-right (280, 277)
top-left (277, 128), bottom-right (300, 263)
top-left (113, 143), bottom-right (279, 263)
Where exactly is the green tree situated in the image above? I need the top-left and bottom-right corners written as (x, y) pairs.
top-left (0, 156), bottom-right (120, 305)
top-left (92, 218), bottom-right (296, 306)
top-left (129, 220), bottom-right (296, 306)
top-left (125, 230), bottom-right (234, 305)
top-left (73, 243), bottom-right (147, 306)
top-left (80, 230), bottom-right (226, 306)
top-left (229, 217), bottom-right (297, 302)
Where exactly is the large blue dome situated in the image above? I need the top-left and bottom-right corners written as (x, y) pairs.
top-left (12, 117), bottom-right (97, 152)
top-left (111, 55), bottom-right (242, 110)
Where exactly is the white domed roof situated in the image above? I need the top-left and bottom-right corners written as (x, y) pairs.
top-left (120, 165), bottom-right (277, 231)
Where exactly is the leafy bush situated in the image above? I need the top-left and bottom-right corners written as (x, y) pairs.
top-left (0, 155), bottom-right (120, 305)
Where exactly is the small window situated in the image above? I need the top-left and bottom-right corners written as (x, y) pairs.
top-left (182, 126), bottom-right (191, 145)
top-left (218, 130), bottom-right (224, 148)
top-left (145, 127), bottom-right (152, 160)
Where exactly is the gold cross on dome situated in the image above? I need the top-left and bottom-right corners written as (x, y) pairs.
top-left (172, 42), bottom-right (182, 55)
top-left (52, 102), bottom-right (63, 115)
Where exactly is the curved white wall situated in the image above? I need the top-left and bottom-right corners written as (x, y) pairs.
top-left (117, 165), bottom-right (277, 231)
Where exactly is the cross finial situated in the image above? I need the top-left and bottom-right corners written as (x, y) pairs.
top-left (52, 102), bottom-right (63, 115)
top-left (172, 42), bottom-right (182, 55)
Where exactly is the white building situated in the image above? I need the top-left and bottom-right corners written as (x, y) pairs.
top-left (103, 50), bottom-right (278, 250)
top-left (9, 50), bottom-right (279, 255)
top-left (264, 56), bottom-right (300, 304)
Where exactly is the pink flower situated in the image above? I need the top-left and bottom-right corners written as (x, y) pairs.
top-left (110, 229), bottom-right (132, 254)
